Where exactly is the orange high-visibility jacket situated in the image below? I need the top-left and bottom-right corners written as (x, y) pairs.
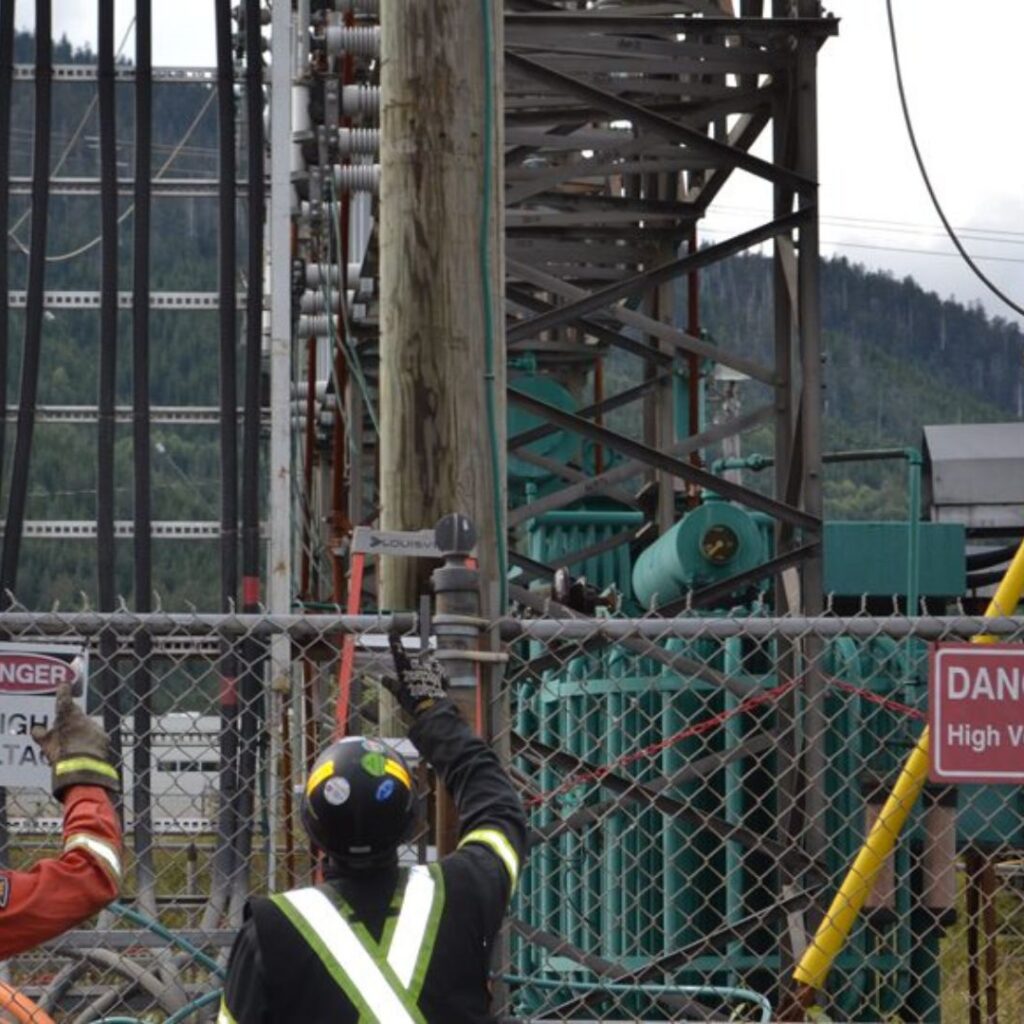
top-left (0, 785), bottom-right (122, 958)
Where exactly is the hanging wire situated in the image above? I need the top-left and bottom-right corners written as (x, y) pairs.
top-left (479, 0), bottom-right (508, 610)
top-left (10, 89), bottom-right (216, 263)
top-left (886, 0), bottom-right (1024, 318)
top-left (324, 179), bottom-right (379, 435)
top-left (5, 15), bottom-right (136, 242)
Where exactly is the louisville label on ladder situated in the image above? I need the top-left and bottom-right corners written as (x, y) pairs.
top-left (335, 516), bottom-right (477, 736)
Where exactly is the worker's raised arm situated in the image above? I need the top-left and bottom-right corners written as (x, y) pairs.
top-left (0, 785), bottom-right (122, 959)
top-left (383, 637), bottom-right (527, 908)
top-left (0, 684), bottom-right (122, 959)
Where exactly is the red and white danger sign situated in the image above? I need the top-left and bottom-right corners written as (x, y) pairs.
top-left (930, 643), bottom-right (1024, 783)
top-left (0, 643), bottom-right (89, 788)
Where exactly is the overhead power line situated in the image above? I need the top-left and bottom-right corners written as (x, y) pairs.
top-left (9, 89), bottom-right (216, 263)
top-left (886, 0), bottom-right (1024, 318)
top-left (699, 228), bottom-right (1024, 268)
top-left (707, 204), bottom-right (1024, 246)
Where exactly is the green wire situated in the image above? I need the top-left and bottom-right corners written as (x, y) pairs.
top-left (93, 906), bottom-right (225, 1023)
top-left (479, 0), bottom-right (508, 611)
top-left (324, 180), bottom-right (380, 435)
top-left (96, 991), bottom-right (222, 1024)
top-left (165, 990), bottom-right (223, 1023)
top-left (109, 901), bottom-right (226, 978)
top-left (501, 974), bottom-right (773, 1024)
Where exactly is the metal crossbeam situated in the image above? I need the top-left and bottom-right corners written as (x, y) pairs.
top-left (506, 51), bottom-right (814, 193)
top-left (2, 521), bottom-right (224, 539)
top-left (506, 210), bottom-right (807, 346)
top-left (508, 404), bottom-right (775, 526)
top-left (507, 258), bottom-right (776, 383)
top-left (7, 177), bottom-right (244, 198)
top-left (504, 14), bottom-right (839, 41)
top-left (5, 406), bottom-right (269, 425)
top-left (507, 387), bottom-right (818, 528)
top-left (7, 291), bottom-right (244, 310)
top-left (508, 374), bottom-right (669, 451)
top-left (12, 64), bottom-right (239, 83)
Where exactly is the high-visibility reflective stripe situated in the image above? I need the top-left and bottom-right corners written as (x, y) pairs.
top-left (406, 864), bottom-right (445, 1001)
top-left (274, 887), bottom-right (425, 1024)
top-left (54, 757), bottom-right (118, 781)
top-left (458, 827), bottom-right (520, 890)
top-left (386, 864), bottom-right (444, 997)
top-left (387, 866), bottom-right (433, 987)
top-left (217, 998), bottom-right (237, 1024)
top-left (64, 833), bottom-right (122, 880)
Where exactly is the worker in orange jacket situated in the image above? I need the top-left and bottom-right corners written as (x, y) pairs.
top-left (0, 683), bottom-right (122, 959)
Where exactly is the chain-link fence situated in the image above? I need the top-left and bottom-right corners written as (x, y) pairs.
top-left (1, 606), bottom-right (1022, 1022)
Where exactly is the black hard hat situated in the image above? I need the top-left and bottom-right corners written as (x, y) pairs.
top-left (300, 736), bottom-right (415, 869)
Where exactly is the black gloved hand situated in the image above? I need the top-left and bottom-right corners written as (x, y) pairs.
top-left (382, 634), bottom-right (450, 718)
top-left (31, 684), bottom-right (119, 799)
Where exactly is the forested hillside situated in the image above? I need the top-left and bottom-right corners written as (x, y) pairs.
top-left (699, 255), bottom-right (1022, 518)
top-left (4, 31), bottom-right (230, 609)
top-left (4, 31), bottom-right (1022, 609)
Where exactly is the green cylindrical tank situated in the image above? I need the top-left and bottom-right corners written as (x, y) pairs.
top-left (507, 374), bottom-right (578, 481)
top-left (631, 500), bottom-right (766, 607)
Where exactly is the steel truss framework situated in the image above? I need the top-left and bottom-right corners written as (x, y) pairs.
top-left (1, 1), bottom-right (837, 619)
top-left (298, 0), bottom-right (836, 622)
top-left (500, 1), bottom-right (834, 618)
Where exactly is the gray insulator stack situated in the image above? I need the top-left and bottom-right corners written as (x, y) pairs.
top-left (334, 163), bottom-right (380, 194)
top-left (306, 262), bottom-right (363, 287)
top-left (298, 313), bottom-right (350, 337)
top-left (300, 290), bottom-right (341, 314)
top-left (336, 128), bottom-right (380, 157)
top-left (341, 84), bottom-right (380, 120)
top-left (324, 24), bottom-right (380, 58)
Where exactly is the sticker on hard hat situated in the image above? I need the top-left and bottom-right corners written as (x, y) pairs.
top-left (323, 777), bottom-right (351, 806)
top-left (375, 778), bottom-right (395, 802)
top-left (306, 760), bottom-right (334, 796)
top-left (362, 752), bottom-right (387, 777)
top-left (362, 739), bottom-right (384, 754)
top-left (384, 759), bottom-right (411, 789)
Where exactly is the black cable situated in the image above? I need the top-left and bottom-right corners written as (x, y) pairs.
top-left (131, 0), bottom-right (156, 915)
top-left (0, 1), bottom-right (14, 497)
top-left (208, 0), bottom-right (241, 928)
top-left (886, 0), bottom-right (1024, 319)
top-left (0, 0), bottom-right (16, 876)
top-left (1, 0), bottom-right (52, 599)
top-left (242, 0), bottom-right (264, 601)
top-left (234, 0), bottom-right (267, 916)
top-left (967, 568), bottom-right (1011, 590)
top-left (965, 544), bottom-right (1019, 572)
top-left (217, 1), bottom-right (239, 615)
top-left (132, 0), bottom-right (153, 618)
top-left (96, 0), bottom-right (123, 789)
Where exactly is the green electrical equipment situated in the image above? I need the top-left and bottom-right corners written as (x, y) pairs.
top-left (631, 499), bottom-right (768, 608)
top-left (512, 478), bottom-right (1018, 1021)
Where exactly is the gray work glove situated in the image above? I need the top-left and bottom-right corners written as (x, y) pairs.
top-left (383, 634), bottom-right (450, 718)
top-left (31, 684), bottom-right (119, 799)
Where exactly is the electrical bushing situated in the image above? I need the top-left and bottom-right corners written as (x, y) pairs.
top-left (631, 499), bottom-right (766, 608)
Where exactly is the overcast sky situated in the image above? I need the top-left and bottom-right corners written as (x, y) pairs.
top-left (14, 1), bottom-right (1024, 327)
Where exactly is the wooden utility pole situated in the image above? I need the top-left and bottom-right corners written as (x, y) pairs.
top-left (379, 1), bottom-right (506, 734)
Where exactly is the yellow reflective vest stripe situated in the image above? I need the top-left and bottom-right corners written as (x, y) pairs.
top-left (457, 827), bottom-right (520, 891)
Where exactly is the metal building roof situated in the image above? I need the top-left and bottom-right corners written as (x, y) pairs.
top-left (923, 423), bottom-right (1024, 527)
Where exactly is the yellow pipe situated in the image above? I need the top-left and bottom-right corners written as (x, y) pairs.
top-left (793, 538), bottom-right (1024, 993)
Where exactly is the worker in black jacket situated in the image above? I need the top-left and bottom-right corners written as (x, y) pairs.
top-left (219, 637), bottom-right (527, 1024)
